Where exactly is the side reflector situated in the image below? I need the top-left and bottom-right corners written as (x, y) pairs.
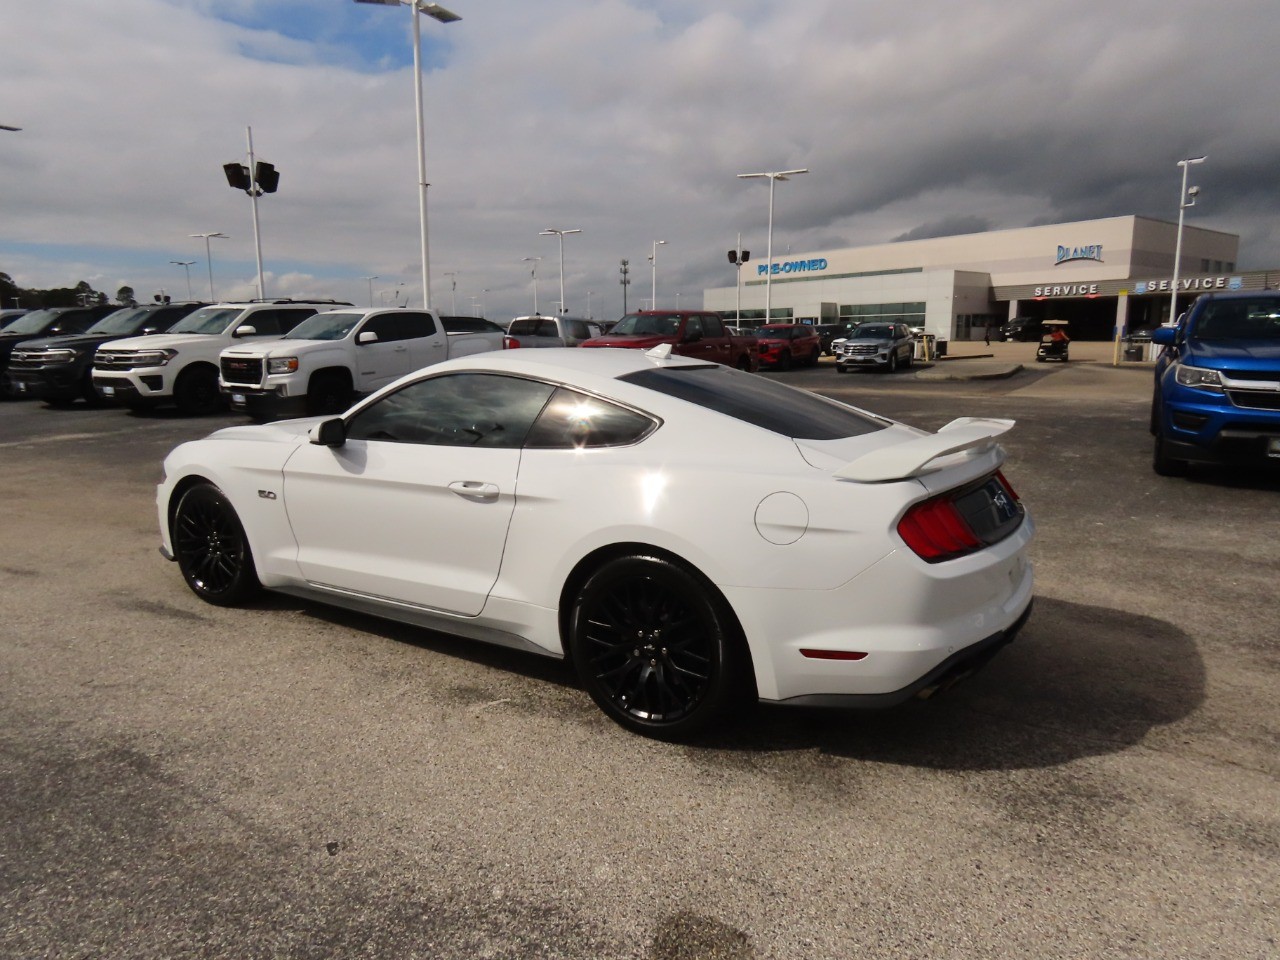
top-left (800, 649), bottom-right (868, 661)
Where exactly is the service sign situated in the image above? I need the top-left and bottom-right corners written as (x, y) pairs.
top-left (1134, 276), bottom-right (1244, 295)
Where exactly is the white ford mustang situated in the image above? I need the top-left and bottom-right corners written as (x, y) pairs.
top-left (157, 346), bottom-right (1034, 739)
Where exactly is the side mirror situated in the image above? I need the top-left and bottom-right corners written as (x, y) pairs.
top-left (309, 418), bottom-right (346, 447)
top-left (233, 324), bottom-right (258, 338)
top-left (356, 330), bottom-right (378, 344)
top-left (141, 326), bottom-right (158, 336)
top-left (1151, 326), bottom-right (1177, 346)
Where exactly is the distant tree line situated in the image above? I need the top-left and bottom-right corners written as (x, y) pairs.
top-left (1, 272), bottom-right (136, 310)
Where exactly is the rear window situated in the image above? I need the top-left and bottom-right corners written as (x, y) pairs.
top-left (619, 365), bottom-right (887, 440)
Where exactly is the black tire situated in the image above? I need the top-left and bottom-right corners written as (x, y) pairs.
top-left (173, 365), bottom-right (222, 416)
top-left (171, 483), bottom-right (262, 606)
top-left (735, 355), bottom-right (752, 372)
top-left (569, 554), bottom-right (744, 741)
top-left (836, 364), bottom-right (849, 374)
top-left (777, 350), bottom-right (792, 371)
top-left (306, 371), bottom-right (353, 417)
top-left (1152, 431), bottom-right (1188, 477)
top-left (807, 346), bottom-right (820, 367)
top-left (886, 351), bottom-right (898, 373)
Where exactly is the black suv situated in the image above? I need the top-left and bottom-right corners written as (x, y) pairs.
top-left (1, 304), bottom-right (123, 398)
top-left (9, 301), bottom-right (207, 404)
top-left (999, 317), bottom-right (1039, 342)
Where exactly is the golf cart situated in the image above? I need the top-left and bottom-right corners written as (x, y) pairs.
top-left (1036, 319), bottom-right (1070, 362)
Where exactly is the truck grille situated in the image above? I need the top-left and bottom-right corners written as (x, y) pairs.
top-left (93, 350), bottom-right (143, 370)
top-left (1227, 389), bottom-right (1280, 411)
top-left (220, 356), bottom-right (264, 386)
top-left (841, 343), bottom-right (879, 357)
top-left (9, 349), bottom-right (74, 369)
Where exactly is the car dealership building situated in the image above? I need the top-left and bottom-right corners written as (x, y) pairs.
top-left (704, 215), bottom-right (1270, 342)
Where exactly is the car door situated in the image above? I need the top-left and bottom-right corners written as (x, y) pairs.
top-left (353, 312), bottom-right (419, 391)
top-left (397, 311), bottom-right (447, 371)
top-left (281, 372), bottom-right (556, 616)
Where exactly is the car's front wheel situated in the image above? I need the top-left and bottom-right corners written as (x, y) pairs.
top-left (172, 483), bottom-right (262, 606)
top-left (569, 554), bottom-right (744, 740)
top-left (1152, 431), bottom-right (1189, 477)
top-left (173, 365), bottom-right (222, 416)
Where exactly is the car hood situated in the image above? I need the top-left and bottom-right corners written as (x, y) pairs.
top-left (582, 334), bottom-right (672, 349)
top-left (13, 332), bottom-right (134, 351)
top-left (101, 332), bottom-right (227, 351)
top-left (221, 338), bottom-right (299, 358)
top-left (208, 416), bottom-right (328, 444)
top-left (1186, 338), bottom-right (1280, 367)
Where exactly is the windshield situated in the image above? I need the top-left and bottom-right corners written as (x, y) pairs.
top-left (853, 325), bottom-right (894, 339)
top-left (609, 313), bottom-right (682, 336)
top-left (87, 307), bottom-right (154, 335)
top-left (284, 311), bottom-right (362, 341)
top-left (1194, 298), bottom-right (1280, 341)
top-left (5, 309), bottom-right (60, 334)
top-left (167, 306), bottom-right (244, 335)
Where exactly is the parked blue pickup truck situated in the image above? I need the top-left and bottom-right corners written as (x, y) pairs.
top-left (1150, 290), bottom-right (1280, 475)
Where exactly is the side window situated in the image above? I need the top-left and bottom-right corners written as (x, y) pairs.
top-left (525, 388), bottom-right (656, 449)
top-left (362, 314), bottom-right (404, 343)
top-left (703, 316), bottom-right (724, 338)
top-left (683, 316), bottom-right (704, 339)
top-left (278, 309), bottom-right (317, 333)
top-left (397, 312), bottom-right (437, 339)
top-left (346, 373), bottom-right (555, 448)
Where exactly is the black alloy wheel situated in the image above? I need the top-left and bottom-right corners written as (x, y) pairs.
top-left (172, 483), bottom-right (262, 606)
top-left (886, 351), bottom-right (898, 373)
top-left (174, 365), bottom-right (223, 416)
top-left (569, 555), bottom-right (742, 740)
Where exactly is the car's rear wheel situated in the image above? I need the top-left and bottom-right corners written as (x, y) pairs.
top-left (569, 554), bottom-right (743, 741)
top-left (172, 483), bottom-right (262, 606)
top-left (173, 365), bottom-right (222, 416)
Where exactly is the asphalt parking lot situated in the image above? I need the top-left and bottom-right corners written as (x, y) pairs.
top-left (2, 350), bottom-right (1277, 959)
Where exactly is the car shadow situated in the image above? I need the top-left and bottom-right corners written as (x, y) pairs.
top-left (691, 596), bottom-right (1206, 771)
top-left (268, 595), bottom-right (1204, 773)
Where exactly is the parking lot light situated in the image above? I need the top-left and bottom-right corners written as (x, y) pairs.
top-left (189, 232), bottom-right (228, 301)
top-left (540, 228), bottom-right (581, 314)
top-left (737, 169), bottom-right (808, 322)
top-left (1170, 156), bottom-right (1206, 325)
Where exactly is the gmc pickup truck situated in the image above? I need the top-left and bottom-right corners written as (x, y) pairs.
top-left (1150, 290), bottom-right (1280, 475)
top-left (218, 306), bottom-right (505, 419)
top-left (580, 310), bottom-right (758, 370)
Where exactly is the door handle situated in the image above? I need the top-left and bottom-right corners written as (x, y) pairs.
top-left (448, 481), bottom-right (500, 503)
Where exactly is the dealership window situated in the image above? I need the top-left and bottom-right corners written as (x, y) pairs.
top-left (1201, 259), bottom-right (1211, 271)
top-left (838, 301), bottom-right (926, 323)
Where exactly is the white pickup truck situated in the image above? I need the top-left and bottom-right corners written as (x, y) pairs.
top-left (93, 300), bottom-right (348, 414)
top-left (218, 306), bottom-right (505, 419)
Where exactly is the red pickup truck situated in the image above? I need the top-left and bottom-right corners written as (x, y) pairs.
top-left (581, 310), bottom-right (759, 370)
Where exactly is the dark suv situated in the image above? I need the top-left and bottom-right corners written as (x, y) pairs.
top-left (999, 317), bottom-right (1039, 342)
top-left (9, 301), bottom-right (206, 404)
top-left (1, 304), bottom-right (123, 398)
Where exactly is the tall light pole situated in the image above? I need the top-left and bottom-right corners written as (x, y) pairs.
top-left (737, 168), bottom-right (807, 322)
top-left (361, 275), bottom-right (379, 307)
top-left (619, 259), bottom-right (631, 314)
top-left (1170, 155), bottom-right (1206, 325)
top-left (540, 228), bottom-right (581, 314)
top-left (443, 271), bottom-right (458, 313)
top-left (649, 239), bottom-right (667, 310)
top-left (522, 257), bottom-right (541, 314)
top-left (728, 233), bottom-right (750, 326)
top-left (189, 232), bottom-right (228, 301)
top-left (169, 260), bottom-right (195, 300)
top-left (586, 290), bottom-right (593, 319)
top-left (354, 0), bottom-right (462, 310)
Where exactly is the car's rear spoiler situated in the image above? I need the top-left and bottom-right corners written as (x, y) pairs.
top-left (835, 418), bottom-right (1014, 483)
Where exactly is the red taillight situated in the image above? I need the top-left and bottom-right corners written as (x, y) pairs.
top-left (897, 496), bottom-right (982, 562)
top-left (502, 336), bottom-right (519, 349)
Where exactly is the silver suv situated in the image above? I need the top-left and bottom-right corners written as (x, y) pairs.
top-left (834, 321), bottom-right (915, 373)
top-left (504, 315), bottom-right (602, 348)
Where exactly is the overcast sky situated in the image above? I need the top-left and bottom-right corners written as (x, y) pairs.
top-left (3, 0), bottom-right (1278, 320)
